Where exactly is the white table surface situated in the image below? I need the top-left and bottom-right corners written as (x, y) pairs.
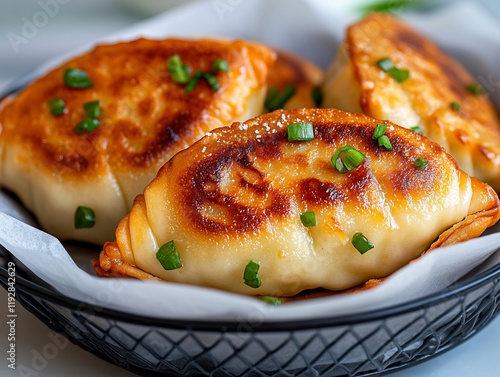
top-left (1, 1), bottom-right (500, 376)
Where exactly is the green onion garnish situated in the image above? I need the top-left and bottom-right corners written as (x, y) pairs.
top-left (262, 296), bottom-right (282, 305)
top-left (300, 211), bottom-right (317, 227)
top-left (331, 146), bottom-right (365, 174)
top-left (213, 58), bottom-right (229, 73)
top-left (466, 83), bottom-right (483, 96)
top-left (411, 126), bottom-right (423, 135)
top-left (73, 118), bottom-right (100, 134)
top-left (376, 57), bottom-right (410, 83)
top-left (63, 68), bottom-right (93, 89)
top-left (167, 54), bottom-right (191, 84)
top-left (265, 85), bottom-right (296, 111)
top-left (287, 122), bottom-right (314, 141)
top-left (451, 101), bottom-right (461, 111)
top-left (376, 57), bottom-right (394, 72)
top-left (378, 135), bottom-right (393, 150)
top-left (184, 71), bottom-right (204, 93)
top-left (312, 86), bottom-right (323, 107)
top-left (74, 206), bottom-right (96, 229)
top-left (352, 232), bottom-right (374, 254)
top-left (414, 157), bottom-right (428, 169)
top-left (373, 124), bottom-right (387, 140)
top-left (83, 100), bottom-right (101, 118)
top-left (244, 260), bottom-right (262, 288)
top-left (48, 98), bottom-right (66, 116)
top-left (203, 72), bottom-right (220, 91)
top-left (156, 240), bottom-right (183, 271)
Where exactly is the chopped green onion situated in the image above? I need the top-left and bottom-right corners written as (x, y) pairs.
top-left (376, 58), bottom-right (409, 83)
top-left (212, 58), bottom-right (229, 72)
top-left (373, 124), bottom-right (387, 139)
top-left (64, 68), bottom-right (93, 89)
top-left (411, 126), bottom-right (423, 135)
top-left (331, 146), bottom-right (365, 174)
top-left (451, 101), bottom-right (461, 111)
top-left (74, 206), bottom-right (96, 229)
top-left (352, 232), bottom-right (374, 255)
top-left (414, 157), bottom-right (428, 169)
top-left (73, 118), bottom-right (100, 134)
top-left (203, 72), bottom-right (220, 91)
top-left (312, 86), bottom-right (323, 107)
top-left (48, 98), bottom-right (66, 116)
top-left (184, 71), bottom-right (204, 92)
top-left (167, 54), bottom-right (191, 84)
top-left (466, 83), bottom-right (483, 96)
top-left (387, 67), bottom-right (410, 83)
top-left (156, 240), bottom-right (183, 270)
top-left (265, 85), bottom-right (296, 111)
top-left (243, 260), bottom-right (262, 288)
top-left (287, 122), bottom-right (314, 141)
top-left (300, 211), bottom-right (317, 227)
top-left (83, 100), bottom-right (101, 118)
top-left (378, 135), bottom-right (392, 150)
top-left (262, 296), bottom-right (282, 305)
top-left (376, 57), bottom-right (394, 71)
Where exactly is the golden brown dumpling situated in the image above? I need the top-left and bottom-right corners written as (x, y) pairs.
top-left (0, 38), bottom-right (276, 244)
top-left (93, 108), bottom-right (500, 297)
top-left (322, 13), bottom-right (500, 192)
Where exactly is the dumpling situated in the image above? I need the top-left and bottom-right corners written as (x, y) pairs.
top-left (93, 108), bottom-right (500, 297)
top-left (266, 49), bottom-right (324, 110)
top-left (0, 38), bottom-right (276, 244)
top-left (322, 13), bottom-right (500, 192)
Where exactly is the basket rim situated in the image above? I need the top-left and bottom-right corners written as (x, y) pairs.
top-left (1, 248), bottom-right (499, 332)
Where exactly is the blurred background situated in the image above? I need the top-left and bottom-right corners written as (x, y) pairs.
top-left (1, 0), bottom-right (499, 93)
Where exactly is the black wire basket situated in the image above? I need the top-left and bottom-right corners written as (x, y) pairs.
top-left (1, 245), bottom-right (499, 377)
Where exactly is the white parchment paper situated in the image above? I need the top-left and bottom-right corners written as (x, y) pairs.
top-left (1, 0), bottom-right (500, 321)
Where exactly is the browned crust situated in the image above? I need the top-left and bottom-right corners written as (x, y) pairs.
top-left (92, 108), bottom-right (500, 299)
top-left (0, 38), bottom-right (275, 180)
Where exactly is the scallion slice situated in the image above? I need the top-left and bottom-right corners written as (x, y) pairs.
top-left (167, 54), bottom-right (191, 84)
top-left (213, 58), bottom-right (229, 72)
top-left (184, 71), bottom-right (204, 92)
top-left (352, 232), bottom-right (374, 254)
top-left (83, 100), bottom-right (101, 118)
top-left (372, 124), bottom-right (387, 139)
top-left (376, 57), bottom-right (410, 83)
top-left (262, 296), bottom-right (282, 305)
top-left (243, 260), bottom-right (262, 288)
top-left (376, 57), bottom-right (394, 71)
top-left (265, 85), bottom-right (296, 111)
top-left (331, 146), bottom-right (365, 173)
top-left (378, 135), bottom-right (393, 150)
top-left (414, 157), bottom-right (428, 169)
top-left (466, 83), bottom-right (483, 96)
top-left (451, 101), bottom-right (461, 111)
top-left (48, 98), bottom-right (66, 116)
top-left (74, 206), bottom-right (96, 229)
top-left (300, 211), bottom-right (317, 227)
top-left (203, 72), bottom-right (220, 91)
top-left (64, 68), bottom-right (93, 89)
top-left (156, 241), bottom-right (183, 270)
top-left (73, 118), bottom-right (100, 133)
top-left (312, 86), bottom-right (323, 107)
top-left (287, 122), bottom-right (314, 141)
top-left (411, 126), bottom-right (423, 135)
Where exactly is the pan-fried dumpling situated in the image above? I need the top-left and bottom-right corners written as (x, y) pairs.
top-left (93, 108), bottom-right (500, 297)
top-left (0, 38), bottom-right (275, 244)
top-left (322, 13), bottom-right (500, 192)
top-left (266, 49), bottom-right (324, 110)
